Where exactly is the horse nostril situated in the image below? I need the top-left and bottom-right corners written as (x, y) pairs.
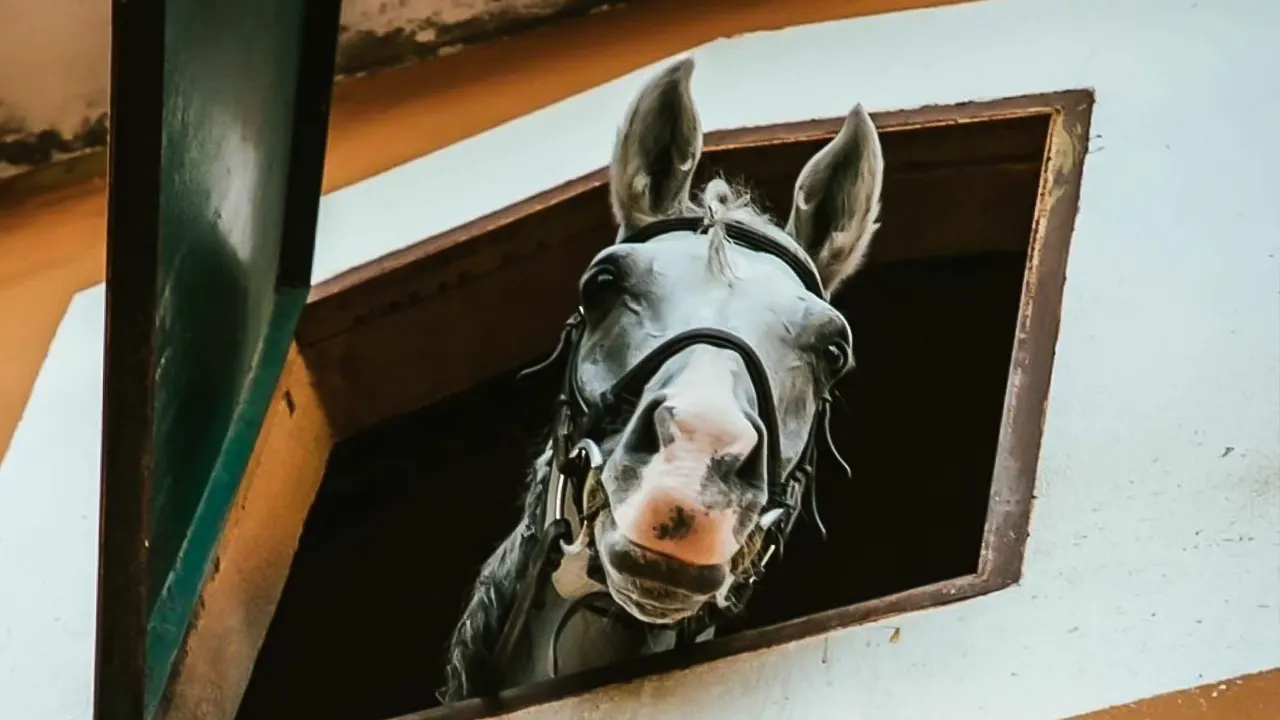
top-left (735, 412), bottom-right (767, 489)
top-left (736, 439), bottom-right (766, 489)
top-left (623, 396), bottom-right (665, 456)
top-left (653, 403), bottom-right (678, 449)
top-left (705, 451), bottom-right (745, 481)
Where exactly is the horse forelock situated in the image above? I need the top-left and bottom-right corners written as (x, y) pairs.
top-left (680, 176), bottom-right (815, 283)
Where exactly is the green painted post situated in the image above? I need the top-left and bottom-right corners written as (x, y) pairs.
top-left (99, 0), bottom-right (342, 717)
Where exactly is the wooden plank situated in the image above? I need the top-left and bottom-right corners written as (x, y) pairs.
top-left (156, 344), bottom-right (335, 720)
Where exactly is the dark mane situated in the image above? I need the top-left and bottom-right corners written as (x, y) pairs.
top-left (441, 444), bottom-right (552, 702)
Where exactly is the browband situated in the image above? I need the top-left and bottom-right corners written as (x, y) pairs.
top-left (617, 216), bottom-right (825, 298)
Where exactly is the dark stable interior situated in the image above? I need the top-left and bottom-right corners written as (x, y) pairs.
top-left (237, 114), bottom-right (1051, 720)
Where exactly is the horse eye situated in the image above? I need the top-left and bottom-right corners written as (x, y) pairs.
top-left (822, 342), bottom-right (850, 374)
top-left (580, 265), bottom-right (623, 312)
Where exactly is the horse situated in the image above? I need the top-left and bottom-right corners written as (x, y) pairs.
top-left (440, 55), bottom-right (885, 703)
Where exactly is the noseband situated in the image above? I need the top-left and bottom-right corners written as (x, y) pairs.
top-left (484, 216), bottom-right (850, 692)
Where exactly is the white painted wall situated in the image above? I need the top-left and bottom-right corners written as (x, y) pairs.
top-left (3, 0), bottom-right (1277, 717)
top-left (0, 286), bottom-right (103, 720)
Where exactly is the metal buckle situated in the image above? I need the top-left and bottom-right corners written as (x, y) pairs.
top-left (757, 544), bottom-right (777, 574)
top-left (785, 478), bottom-right (803, 511)
top-left (551, 438), bottom-right (604, 525)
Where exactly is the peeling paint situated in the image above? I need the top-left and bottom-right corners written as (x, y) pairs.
top-left (0, 0), bottom-right (110, 182)
top-left (0, 0), bottom-right (630, 192)
top-left (0, 113), bottom-right (108, 180)
top-left (334, 0), bottom-right (627, 76)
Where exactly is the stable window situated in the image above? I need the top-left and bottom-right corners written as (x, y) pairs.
top-left (236, 91), bottom-right (1092, 720)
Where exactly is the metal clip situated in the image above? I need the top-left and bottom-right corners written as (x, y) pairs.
top-left (758, 507), bottom-right (786, 532)
top-left (551, 438), bottom-right (604, 525)
top-left (745, 544), bottom-right (777, 587)
top-left (785, 478), bottom-right (803, 512)
top-left (550, 402), bottom-right (575, 473)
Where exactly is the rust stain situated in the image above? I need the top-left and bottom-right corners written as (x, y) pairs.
top-left (1013, 92), bottom-right (1093, 353)
top-left (888, 627), bottom-right (902, 643)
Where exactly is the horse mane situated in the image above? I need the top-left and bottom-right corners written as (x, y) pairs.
top-left (441, 442), bottom-right (552, 703)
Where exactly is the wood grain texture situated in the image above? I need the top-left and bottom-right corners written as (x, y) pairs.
top-left (157, 345), bottom-right (334, 720)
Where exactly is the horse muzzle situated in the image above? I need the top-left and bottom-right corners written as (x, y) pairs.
top-left (593, 512), bottom-right (729, 624)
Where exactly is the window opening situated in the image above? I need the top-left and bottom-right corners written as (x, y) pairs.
top-left (236, 95), bottom-right (1088, 720)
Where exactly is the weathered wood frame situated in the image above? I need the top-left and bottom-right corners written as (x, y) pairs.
top-left (169, 89), bottom-right (1092, 720)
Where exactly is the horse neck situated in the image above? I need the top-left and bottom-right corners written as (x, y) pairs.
top-left (500, 580), bottom-right (680, 690)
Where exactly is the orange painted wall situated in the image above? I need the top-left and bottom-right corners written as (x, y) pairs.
top-left (0, 0), bottom-right (974, 459)
top-left (0, 182), bottom-right (106, 459)
top-left (1072, 668), bottom-right (1280, 720)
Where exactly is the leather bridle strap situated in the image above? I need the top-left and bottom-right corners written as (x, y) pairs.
top-left (616, 217), bottom-right (825, 298)
top-left (575, 327), bottom-right (784, 496)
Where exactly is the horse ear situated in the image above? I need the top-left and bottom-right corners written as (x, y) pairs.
top-left (785, 104), bottom-right (884, 296)
top-left (609, 57), bottom-right (703, 235)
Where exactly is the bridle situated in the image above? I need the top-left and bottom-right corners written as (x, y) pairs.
top-left (483, 216), bottom-right (851, 693)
